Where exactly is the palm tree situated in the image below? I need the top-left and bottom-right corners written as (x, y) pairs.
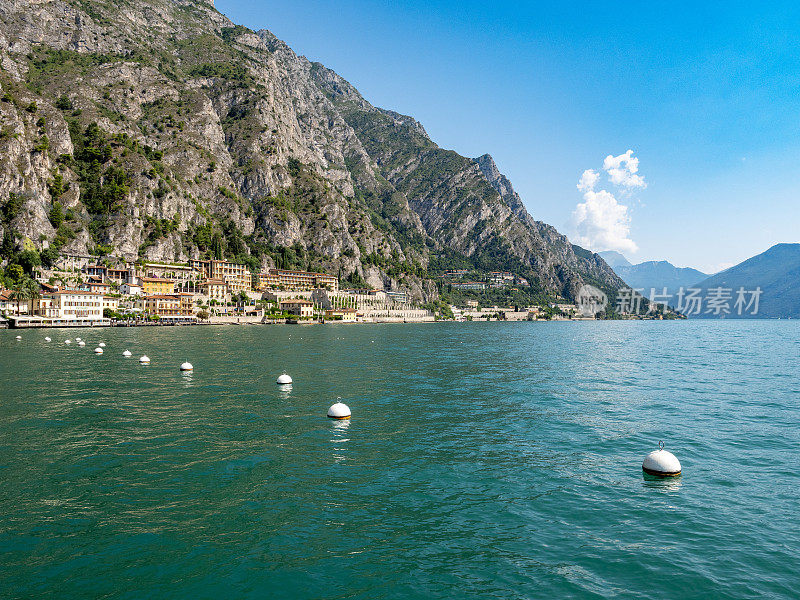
top-left (9, 285), bottom-right (28, 315)
top-left (23, 278), bottom-right (41, 315)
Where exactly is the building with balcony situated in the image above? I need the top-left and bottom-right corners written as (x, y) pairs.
top-left (141, 277), bottom-right (175, 296)
top-left (40, 291), bottom-right (105, 322)
top-left (189, 259), bottom-right (251, 293)
top-left (199, 278), bottom-right (230, 302)
top-left (254, 268), bottom-right (338, 293)
top-left (143, 293), bottom-right (196, 322)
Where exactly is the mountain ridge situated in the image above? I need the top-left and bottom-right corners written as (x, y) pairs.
top-left (691, 243), bottom-right (800, 318)
top-left (0, 0), bottom-right (624, 301)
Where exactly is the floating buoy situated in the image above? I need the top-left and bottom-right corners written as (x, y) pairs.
top-left (642, 441), bottom-right (682, 477)
top-left (327, 400), bottom-right (351, 420)
top-left (65, 339), bottom-right (72, 344)
top-left (78, 340), bottom-right (86, 347)
top-left (123, 350), bottom-right (132, 357)
top-left (45, 336), bottom-right (51, 342)
top-left (75, 337), bottom-right (81, 342)
top-left (94, 347), bottom-right (103, 354)
top-left (99, 342), bottom-right (106, 348)
top-left (15, 335), bottom-right (21, 340)
top-left (180, 362), bottom-right (193, 371)
top-left (276, 373), bottom-right (292, 385)
top-left (139, 355), bottom-right (150, 364)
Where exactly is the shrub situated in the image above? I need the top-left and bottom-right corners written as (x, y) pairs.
top-left (55, 96), bottom-right (74, 110)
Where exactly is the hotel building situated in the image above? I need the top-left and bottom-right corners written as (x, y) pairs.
top-left (254, 269), bottom-right (338, 293)
top-left (189, 259), bottom-right (251, 294)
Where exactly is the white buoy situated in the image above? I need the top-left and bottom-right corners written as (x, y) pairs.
top-left (180, 362), bottom-right (193, 371)
top-left (642, 441), bottom-right (682, 477)
top-left (78, 340), bottom-right (86, 347)
top-left (122, 350), bottom-right (132, 357)
top-left (327, 400), bottom-right (351, 420)
top-left (276, 373), bottom-right (293, 385)
top-left (45, 336), bottom-right (51, 342)
top-left (65, 339), bottom-right (72, 344)
top-left (15, 335), bottom-right (21, 340)
top-left (75, 337), bottom-right (81, 342)
top-left (94, 347), bottom-right (103, 354)
top-left (139, 355), bottom-right (150, 364)
top-left (99, 342), bottom-right (106, 348)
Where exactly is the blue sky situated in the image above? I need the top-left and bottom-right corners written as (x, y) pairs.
top-left (216, 0), bottom-right (800, 273)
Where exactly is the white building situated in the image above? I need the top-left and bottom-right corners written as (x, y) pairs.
top-left (120, 282), bottom-right (142, 296)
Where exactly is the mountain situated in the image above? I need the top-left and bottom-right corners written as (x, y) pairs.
top-left (691, 243), bottom-right (800, 318)
top-left (598, 251), bottom-right (632, 269)
top-left (613, 260), bottom-right (708, 294)
top-left (0, 0), bottom-right (624, 302)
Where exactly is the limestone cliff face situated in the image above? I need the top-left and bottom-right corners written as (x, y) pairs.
top-left (0, 0), bottom-right (622, 301)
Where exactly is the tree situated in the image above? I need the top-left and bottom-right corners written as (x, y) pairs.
top-left (16, 250), bottom-right (41, 275)
top-left (48, 202), bottom-right (64, 228)
top-left (5, 263), bottom-right (23, 283)
top-left (40, 247), bottom-right (58, 268)
top-left (197, 309), bottom-right (210, 321)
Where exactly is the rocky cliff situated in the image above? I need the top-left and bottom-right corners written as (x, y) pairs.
top-left (0, 0), bottom-right (623, 301)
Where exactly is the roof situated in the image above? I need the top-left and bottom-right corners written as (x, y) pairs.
top-left (141, 277), bottom-right (174, 283)
top-left (145, 294), bottom-right (180, 300)
top-left (269, 268), bottom-right (335, 278)
top-left (201, 278), bottom-right (226, 285)
top-left (328, 307), bottom-right (357, 313)
top-left (46, 290), bottom-right (102, 296)
top-left (280, 299), bottom-right (313, 305)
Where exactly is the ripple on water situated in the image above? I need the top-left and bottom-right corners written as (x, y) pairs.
top-left (1, 321), bottom-right (800, 598)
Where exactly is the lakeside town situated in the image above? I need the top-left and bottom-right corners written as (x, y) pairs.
top-left (0, 253), bottom-right (592, 328)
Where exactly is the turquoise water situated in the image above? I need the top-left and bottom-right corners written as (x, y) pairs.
top-left (1, 321), bottom-right (799, 599)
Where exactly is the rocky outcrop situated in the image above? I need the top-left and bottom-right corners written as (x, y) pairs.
top-left (0, 0), bottom-right (623, 301)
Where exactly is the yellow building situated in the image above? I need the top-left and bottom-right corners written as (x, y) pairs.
top-left (143, 294), bottom-right (196, 320)
top-left (140, 277), bottom-right (175, 296)
top-left (280, 298), bottom-right (315, 318)
top-left (255, 268), bottom-right (338, 293)
top-left (103, 296), bottom-right (119, 312)
top-left (189, 259), bottom-right (251, 293)
top-left (325, 307), bottom-right (357, 322)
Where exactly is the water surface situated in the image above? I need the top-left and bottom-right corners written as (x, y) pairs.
top-left (1, 321), bottom-right (798, 598)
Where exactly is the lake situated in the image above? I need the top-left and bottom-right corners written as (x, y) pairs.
top-left (1, 320), bottom-right (798, 599)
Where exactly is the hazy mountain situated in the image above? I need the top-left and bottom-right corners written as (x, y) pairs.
top-left (598, 251), bottom-right (632, 268)
top-left (0, 0), bottom-right (624, 301)
top-left (691, 243), bottom-right (800, 318)
top-left (614, 260), bottom-right (709, 293)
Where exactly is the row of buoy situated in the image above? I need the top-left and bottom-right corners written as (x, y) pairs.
top-left (20, 334), bottom-right (351, 422)
top-left (12, 336), bottom-right (679, 456)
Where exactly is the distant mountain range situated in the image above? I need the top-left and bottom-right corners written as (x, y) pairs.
top-left (598, 251), bottom-right (709, 299)
top-left (600, 245), bottom-right (800, 318)
top-left (691, 243), bottom-right (800, 319)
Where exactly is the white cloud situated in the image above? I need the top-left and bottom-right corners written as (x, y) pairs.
top-left (603, 149), bottom-right (646, 189)
top-left (572, 189), bottom-right (638, 254)
top-left (571, 150), bottom-right (645, 253)
top-left (577, 169), bottom-right (599, 192)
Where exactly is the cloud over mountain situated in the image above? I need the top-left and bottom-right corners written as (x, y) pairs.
top-left (571, 150), bottom-right (644, 254)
